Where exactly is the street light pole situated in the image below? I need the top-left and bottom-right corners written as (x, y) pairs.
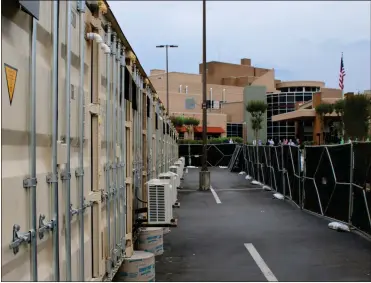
top-left (156, 44), bottom-right (178, 115)
top-left (199, 0), bottom-right (210, 191)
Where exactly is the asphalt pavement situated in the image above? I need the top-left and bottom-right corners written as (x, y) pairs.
top-left (155, 167), bottom-right (371, 282)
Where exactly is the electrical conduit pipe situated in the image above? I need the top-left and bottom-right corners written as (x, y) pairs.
top-left (120, 46), bottom-right (127, 253)
top-left (77, 0), bottom-right (86, 280)
top-left (140, 73), bottom-right (144, 207)
top-left (30, 16), bottom-right (38, 282)
top-left (111, 32), bottom-right (118, 265)
top-left (51, 0), bottom-right (60, 280)
top-left (133, 66), bottom-right (139, 214)
top-left (105, 24), bottom-right (112, 274)
top-left (139, 74), bottom-right (143, 207)
top-left (116, 39), bottom-right (122, 256)
top-left (64, 1), bottom-right (72, 280)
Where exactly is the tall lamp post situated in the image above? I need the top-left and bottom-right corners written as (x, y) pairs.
top-left (199, 0), bottom-right (210, 191)
top-left (156, 44), bottom-right (178, 115)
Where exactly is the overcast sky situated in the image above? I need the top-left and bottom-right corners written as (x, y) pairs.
top-left (108, 1), bottom-right (370, 93)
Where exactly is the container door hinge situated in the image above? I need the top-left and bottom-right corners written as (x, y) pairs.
top-left (101, 189), bottom-right (108, 202)
top-left (38, 214), bottom-right (54, 239)
top-left (82, 198), bottom-right (94, 211)
top-left (60, 171), bottom-right (71, 181)
top-left (104, 163), bottom-right (111, 171)
top-left (86, 191), bottom-right (102, 203)
top-left (70, 204), bottom-right (79, 217)
top-left (46, 173), bottom-right (58, 184)
top-left (88, 103), bottom-right (100, 115)
top-left (75, 168), bottom-right (85, 178)
top-left (23, 177), bottom-right (37, 189)
top-left (77, 0), bottom-right (86, 12)
top-left (9, 224), bottom-right (32, 255)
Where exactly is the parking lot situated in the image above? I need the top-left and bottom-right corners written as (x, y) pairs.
top-left (155, 167), bottom-right (371, 282)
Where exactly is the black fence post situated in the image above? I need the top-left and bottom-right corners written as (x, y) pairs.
top-left (299, 148), bottom-right (302, 210)
top-left (348, 142), bottom-right (354, 224)
top-left (269, 148), bottom-right (274, 190)
top-left (256, 145), bottom-right (260, 182)
top-left (301, 146), bottom-right (306, 210)
top-left (188, 144), bottom-right (191, 167)
top-left (282, 145), bottom-right (285, 199)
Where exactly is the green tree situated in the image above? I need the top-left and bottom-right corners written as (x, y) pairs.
top-left (183, 117), bottom-right (200, 139)
top-left (315, 103), bottom-right (333, 144)
top-left (333, 99), bottom-right (345, 140)
top-left (170, 116), bottom-right (185, 127)
top-left (246, 100), bottom-right (267, 181)
top-left (184, 117), bottom-right (200, 127)
top-left (343, 94), bottom-right (371, 141)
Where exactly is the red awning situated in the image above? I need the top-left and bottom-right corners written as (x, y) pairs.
top-left (194, 126), bottom-right (225, 134)
top-left (176, 126), bottom-right (187, 133)
top-left (176, 126), bottom-right (225, 134)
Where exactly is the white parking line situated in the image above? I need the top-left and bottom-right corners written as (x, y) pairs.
top-left (210, 186), bottom-right (222, 204)
top-left (244, 243), bottom-right (278, 282)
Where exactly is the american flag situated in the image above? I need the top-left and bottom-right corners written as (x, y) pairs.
top-left (339, 53), bottom-right (346, 90)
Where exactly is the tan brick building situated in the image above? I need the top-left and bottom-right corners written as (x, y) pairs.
top-left (149, 58), bottom-right (341, 142)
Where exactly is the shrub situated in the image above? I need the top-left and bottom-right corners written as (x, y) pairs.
top-left (343, 94), bottom-right (371, 140)
top-left (170, 116), bottom-right (185, 127)
top-left (184, 117), bottom-right (200, 126)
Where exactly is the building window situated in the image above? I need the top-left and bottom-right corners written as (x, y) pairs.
top-left (227, 123), bottom-right (243, 138)
top-left (267, 90), bottom-right (316, 141)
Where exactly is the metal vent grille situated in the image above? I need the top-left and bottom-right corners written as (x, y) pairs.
top-left (159, 176), bottom-right (171, 180)
top-left (148, 185), bottom-right (166, 222)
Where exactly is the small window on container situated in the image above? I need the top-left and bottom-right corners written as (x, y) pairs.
top-left (147, 97), bottom-right (150, 118)
top-left (124, 67), bottom-right (130, 101)
top-left (132, 79), bottom-right (137, 111)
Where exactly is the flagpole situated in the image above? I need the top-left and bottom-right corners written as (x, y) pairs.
top-left (341, 52), bottom-right (344, 99)
top-left (340, 52), bottom-right (345, 144)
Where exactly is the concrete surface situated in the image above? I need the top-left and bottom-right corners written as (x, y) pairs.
top-left (155, 167), bottom-right (371, 282)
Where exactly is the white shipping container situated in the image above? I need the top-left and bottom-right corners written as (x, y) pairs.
top-left (1, 1), bottom-right (179, 281)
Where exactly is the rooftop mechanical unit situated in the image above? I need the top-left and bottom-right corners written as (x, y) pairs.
top-left (146, 179), bottom-right (173, 225)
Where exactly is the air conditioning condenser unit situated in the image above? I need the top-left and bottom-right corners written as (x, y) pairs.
top-left (146, 179), bottom-right (173, 225)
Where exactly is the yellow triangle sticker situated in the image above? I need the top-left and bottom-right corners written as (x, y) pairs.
top-left (4, 64), bottom-right (18, 105)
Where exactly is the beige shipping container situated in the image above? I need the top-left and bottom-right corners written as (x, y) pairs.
top-left (2, 1), bottom-right (179, 281)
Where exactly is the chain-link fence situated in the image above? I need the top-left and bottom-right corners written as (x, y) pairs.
top-left (235, 143), bottom-right (371, 237)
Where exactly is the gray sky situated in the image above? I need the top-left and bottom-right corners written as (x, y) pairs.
top-left (108, 1), bottom-right (371, 92)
